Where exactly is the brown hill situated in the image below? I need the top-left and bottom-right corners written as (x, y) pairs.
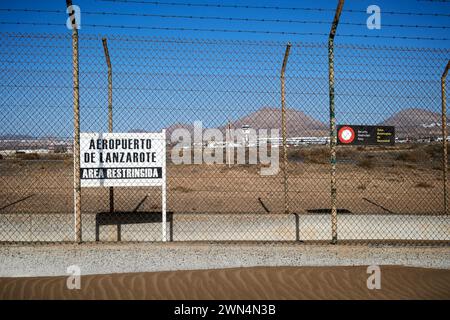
top-left (380, 108), bottom-right (443, 138)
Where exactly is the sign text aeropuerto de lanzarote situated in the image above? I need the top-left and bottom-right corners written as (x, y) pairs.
top-left (337, 125), bottom-right (395, 146)
top-left (80, 132), bottom-right (166, 187)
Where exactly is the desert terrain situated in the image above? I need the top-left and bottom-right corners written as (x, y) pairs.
top-left (0, 266), bottom-right (449, 300)
top-left (0, 143), bottom-right (448, 242)
top-left (0, 143), bottom-right (446, 216)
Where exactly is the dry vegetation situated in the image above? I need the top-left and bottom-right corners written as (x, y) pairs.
top-left (9, 152), bottom-right (71, 161)
top-left (287, 143), bottom-right (446, 170)
top-left (0, 143), bottom-right (446, 215)
top-left (357, 184), bottom-right (367, 190)
top-left (288, 147), bottom-right (328, 164)
top-left (14, 152), bottom-right (40, 160)
top-left (395, 150), bottom-right (427, 163)
top-left (415, 182), bottom-right (434, 189)
top-left (357, 157), bottom-right (375, 170)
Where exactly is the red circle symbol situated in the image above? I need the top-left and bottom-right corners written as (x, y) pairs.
top-left (338, 126), bottom-right (355, 144)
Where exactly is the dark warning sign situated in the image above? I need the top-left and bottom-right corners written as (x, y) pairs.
top-left (337, 125), bottom-right (395, 146)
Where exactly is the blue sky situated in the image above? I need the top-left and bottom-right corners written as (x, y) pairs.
top-left (0, 0), bottom-right (449, 46)
top-left (0, 0), bottom-right (450, 47)
top-left (0, 0), bottom-right (449, 138)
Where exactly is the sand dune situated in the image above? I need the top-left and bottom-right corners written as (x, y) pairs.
top-left (0, 266), bottom-right (449, 300)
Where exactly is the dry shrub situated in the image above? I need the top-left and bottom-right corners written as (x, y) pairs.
top-left (415, 182), bottom-right (434, 189)
top-left (395, 149), bottom-right (428, 163)
top-left (337, 148), bottom-right (355, 158)
top-left (424, 143), bottom-right (450, 160)
top-left (357, 157), bottom-right (374, 169)
top-left (53, 145), bottom-right (67, 153)
top-left (289, 147), bottom-right (356, 164)
top-left (408, 143), bottom-right (421, 150)
top-left (40, 153), bottom-right (71, 161)
top-left (424, 144), bottom-right (440, 158)
top-left (297, 147), bottom-right (329, 164)
top-left (15, 152), bottom-right (39, 160)
top-left (63, 158), bottom-right (73, 167)
top-left (172, 186), bottom-right (193, 193)
top-left (405, 163), bottom-right (416, 170)
top-left (287, 149), bottom-right (301, 161)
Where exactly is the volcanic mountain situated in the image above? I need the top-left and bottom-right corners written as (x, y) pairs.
top-left (379, 108), bottom-right (443, 138)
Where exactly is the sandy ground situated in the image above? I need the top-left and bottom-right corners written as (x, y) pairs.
top-left (0, 156), bottom-right (445, 216)
top-left (0, 145), bottom-right (447, 242)
top-left (0, 266), bottom-right (449, 300)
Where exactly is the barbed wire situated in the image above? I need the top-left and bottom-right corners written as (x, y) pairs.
top-left (1, 8), bottom-right (449, 30)
top-left (97, 0), bottom-right (450, 17)
top-left (1, 83), bottom-right (440, 99)
top-left (1, 21), bottom-right (450, 41)
top-left (416, 0), bottom-right (450, 3)
top-left (2, 67), bottom-right (443, 85)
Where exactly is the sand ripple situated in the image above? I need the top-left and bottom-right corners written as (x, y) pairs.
top-left (0, 266), bottom-right (449, 300)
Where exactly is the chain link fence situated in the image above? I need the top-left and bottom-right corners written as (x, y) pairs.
top-left (0, 32), bottom-right (449, 243)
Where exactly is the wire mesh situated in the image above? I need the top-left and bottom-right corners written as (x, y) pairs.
top-left (0, 32), bottom-right (449, 244)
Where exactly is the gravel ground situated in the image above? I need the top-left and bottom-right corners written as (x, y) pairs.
top-left (0, 243), bottom-right (449, 277)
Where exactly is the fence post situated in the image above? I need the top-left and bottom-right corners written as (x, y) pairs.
top-left (66, 0), bottom-right (81, 243)
top-left (441, 60), bottom-right (450, 214)
top-left (227, 120), bottom-right (232, 168)
top-left (281, 42), bottom-right (292, 214)
top-left (162, 129), bottom-right (167, 242)
top-left (102, 38), bottom-right (114, 214)
top-left (328, 0), bottom-right (344, 244)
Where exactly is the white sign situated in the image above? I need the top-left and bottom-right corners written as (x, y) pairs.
top-left (80, 132), bottom-right (166, 187)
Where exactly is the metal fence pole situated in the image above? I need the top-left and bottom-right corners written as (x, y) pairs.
top-left (328, 0), bottom-right (344, 244)
top-left (227, 120), bottom-right (232, 168)
top-left (67, 0), bottom-right (81, 243)
top-left (102, 38), bottom-right (114, 214)
top-left (441, 60), bottom-right (450, 214)
top-left (162, 129), bottom-right (167, 242)
top-left (281, 42), bottom-right (292, 214)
